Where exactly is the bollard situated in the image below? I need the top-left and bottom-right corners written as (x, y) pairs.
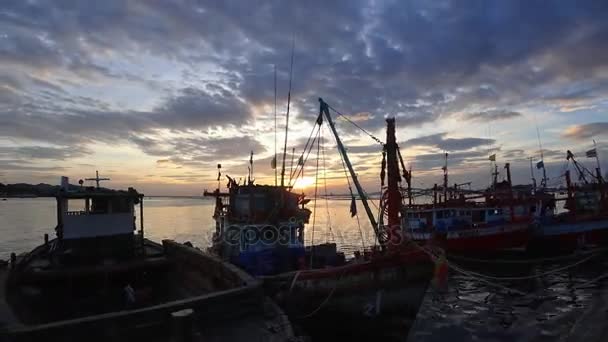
top-left (171, 308), bottom-right (194, 342)
top-left (10, 252), bottom-right (16, 269)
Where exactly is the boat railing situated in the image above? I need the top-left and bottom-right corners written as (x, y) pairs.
top-left (65, 211), bottom-right (86, 216)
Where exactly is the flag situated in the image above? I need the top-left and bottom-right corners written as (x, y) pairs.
top-left (586, 148), bottom-right (597, 158)
top-left (350, 196), bottom-right (357, 217)
top-left (536, 160), bottom-right (544, 169)
top-left (567, 150), bottom-right (574, 160)
top-left (489, 154), bottom-right (496, 161)
top-left (270, 156), bottom-right (277, 169)
top-left (217, 164), bottom-right (221, 181)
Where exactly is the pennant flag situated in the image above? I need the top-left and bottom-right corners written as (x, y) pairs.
top-left (586, 148), bottom-right (597, 158)
top-left (489, 154), bottom-right (496, 161)
top-left (350, 196), bottom-right (357, 217)
top-left (536, 160), bottom-right (544, 169)
top-left (298, 155), bottom-right (304, 166)
top-left (270, 156), bottom-right (277, 169)
top-left (566, 150), bottom-right (574, 160)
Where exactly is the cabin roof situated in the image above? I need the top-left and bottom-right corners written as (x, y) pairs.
top-left (56, 188), bottom-right (143, 199)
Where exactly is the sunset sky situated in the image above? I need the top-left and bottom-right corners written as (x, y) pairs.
top-left (1, 1), bottom-right (608, 195)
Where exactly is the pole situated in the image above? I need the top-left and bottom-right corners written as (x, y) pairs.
top-left (529, 157), bottom-right (537, 193)
top-left (280, 36), bottom-right (296, 187)
top-left (385, 118), bottom-right (402, 248)
top-left (274, 65), bottom-right (278, 186)
top-left (319, 98), bottom-right (382, 247)
top-left (443, 153), bottom-right (448, 201)
top-left (594, 140), bottom-right (602, 177)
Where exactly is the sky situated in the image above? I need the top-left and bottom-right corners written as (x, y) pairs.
top-left (1, 0), bottom-right (608, 196)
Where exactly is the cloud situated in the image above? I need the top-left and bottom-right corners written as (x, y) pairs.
top-left (562, 122), bottom-right (608, 140)
top-left (403, 133), bottom-right (495, 152)
top-left (463, 109), bottom-right (523, 122)
top-left (2, 0), bottom-right (608, 187)
top-left (0, 146), bottom-right (88, 160)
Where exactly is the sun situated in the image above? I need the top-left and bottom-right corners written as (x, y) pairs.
top-left (292, 176), bottom-right (316, 190)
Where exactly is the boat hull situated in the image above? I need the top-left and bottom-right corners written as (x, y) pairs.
top-left (409, 223), bottom-right (530, 253)
top-left (530, 219), bottom-right (608, 252)
top-left (262, 250), bottom-right (433, 340)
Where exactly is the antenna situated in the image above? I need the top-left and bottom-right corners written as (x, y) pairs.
top-left (274, 64), bottom-right (278, 186)
top-left (85, 170), bottom-right (110, 189)
top-left (280, 34), bottom-right (296, 187)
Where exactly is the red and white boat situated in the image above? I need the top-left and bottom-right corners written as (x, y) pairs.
top-left (397, 163), bottom-right (544, 254)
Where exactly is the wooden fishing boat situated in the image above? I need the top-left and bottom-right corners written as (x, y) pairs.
top-left (1, 177), bottom-right (298, 342)
top-left (399, 162), bottom-right (542, 254)
top-left (530, 150), bottom-right (608, 252)
top-left (207, 99), bottom-right (434, 339)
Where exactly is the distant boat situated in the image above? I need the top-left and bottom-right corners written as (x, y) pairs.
top-left (531, 150), bottom-right (608, 252)
top-left (2, 177), bottom-right (297, 341)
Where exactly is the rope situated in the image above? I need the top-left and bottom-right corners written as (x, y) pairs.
top-left (296, 267), bottom-right (348, 319)
top-left (448, 248), bottom-right (607, 265)
top-left (289, 122), bottom-right (320, 185)
top-left (575, 272), bottom-right (608, 289)
top-left (327, 104), bottom-right (384, 146)
top-left (446, 252), bottom-right (597, 282)
top-left (309, 128), bottom-right (321, 268)
top-left (329, 121), bottom-right (367, 250)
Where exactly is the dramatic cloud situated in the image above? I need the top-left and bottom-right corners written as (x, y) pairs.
top-left (562, 122), bottom-right (608, 140)
top-left (0, 146), bottom-right (88, 160)
top-left (404, 133), bottom-right (495, 152)
top-left (1, 0), bottom-right (608, 191)
top-left (463, 109), bottom-right (523, 122)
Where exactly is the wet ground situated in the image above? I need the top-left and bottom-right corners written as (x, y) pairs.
top-left (408, 250), bottom-right (608, 342)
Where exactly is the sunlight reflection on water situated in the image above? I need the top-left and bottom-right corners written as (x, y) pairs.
top-left (0, 197), bottom-right (377, 259)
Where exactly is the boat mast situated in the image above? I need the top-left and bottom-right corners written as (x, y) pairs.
top-left (85, 170), bottom-right (110, 189)
top-left (442, 153), bottom-right (448, 201)
top-left (280, 37), bottom-right (296, 187)
top-left (536, 122), bottom-right (548, 188)
top-left (318, 98), bottom-right (383, 247)
top-left (385, 118), bottom-right (402, 248)
top-left (529, 157), bottom-right (537, 193)
top-left (274, 65), bottom-right (278, 186)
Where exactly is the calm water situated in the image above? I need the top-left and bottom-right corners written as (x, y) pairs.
top-left (1, 197), bottom-right (607, 341)
top-left (0, 197), bottom-right (377, 260)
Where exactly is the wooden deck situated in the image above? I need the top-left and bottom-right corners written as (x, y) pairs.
top-left (1, 241), bottom-right (301, 341)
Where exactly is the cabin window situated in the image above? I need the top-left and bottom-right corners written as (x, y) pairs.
top-left (436, 211), bottom-right (444, 219)
top-left (472, 210), bottom-right (485, 222)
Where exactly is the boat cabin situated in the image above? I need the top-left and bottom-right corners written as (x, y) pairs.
top-left (404, 206), bottom-right (508, 232)
top-left (208, 182), bottom-right (311, 275)
top-left (55, 177), bottom-right (144, 260)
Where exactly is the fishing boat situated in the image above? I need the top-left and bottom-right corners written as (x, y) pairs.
top-left (401, 160), bottom-right (537, 254)
top-left (1, 176), bottom-right (298, 342)
top-left (531, 149), bottom-right (608, 252)
top-left (207, 98), bottom-right (434, 339)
